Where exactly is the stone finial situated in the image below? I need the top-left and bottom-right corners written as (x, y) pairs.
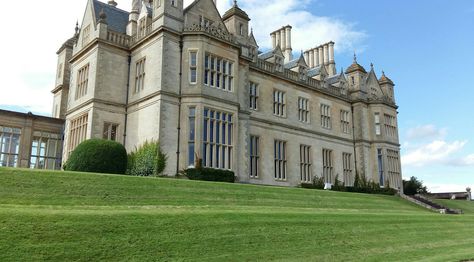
top-left (467, 187), bottom-right (471, 193)
top-left (353, 52), bottom-right (357, 63)
top-left (75, 21), bottom-right (80, 35)
top-left (108, 0), bottom-right (118, 7)
top-left (99, 8), bottom-right (107, 24)
top-left (370, 63), bottom-right (374, 70)
top-left (234, 0), bottom-right (238, 7)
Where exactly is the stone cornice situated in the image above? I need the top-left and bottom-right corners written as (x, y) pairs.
top-left (67, 98), bottom-right (126, 115)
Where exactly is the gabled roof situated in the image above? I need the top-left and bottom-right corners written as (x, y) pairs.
top-left (307, 65), bottom-right (322, 77)
top-left (284, 53), bottom-right (307, 69)
top-left (248, 29), bottom-right (258, 47)
top-left (326, 72), bottom-right (345, 85)
top-left (93, 0), bottom-right (129, 33)
top-left (258, 46), bottom-right (283, 60)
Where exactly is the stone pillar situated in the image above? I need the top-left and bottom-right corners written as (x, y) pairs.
top-left (323, 44), bottom-right (328, 64)
top-left (271, 33), bottom-right (276, 49)
top-left (280, 29), bottom-right (286, 50)
top-left (314, 49), bottom-right (319, 66)
top-left (275, 31), bottom-right (280, 47)
top-left (308, 50), bottom-right (314, 68)
top-left (318, 46), bottom-right (323, 65)
top-left (285, 26), bottom-right (292, 49)
top-left (304, 52), bottom-right (309, 65)
top-left (329, 42), bottom-right (335, 62)
top-left (18, 116), bottom-right (34, 168)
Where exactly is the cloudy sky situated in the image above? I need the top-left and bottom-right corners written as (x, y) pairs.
top-left (1, 0), bottom-right (473, 193)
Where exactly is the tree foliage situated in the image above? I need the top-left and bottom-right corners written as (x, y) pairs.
top-left (127, 140), bottom-right (167, 176)
top-left (403, 176), bottom-right (429, 195)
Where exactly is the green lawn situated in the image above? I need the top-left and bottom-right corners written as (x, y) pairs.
top-left (434, 199), bottom-right (474, 214)
top-left (1, 167), bottom-right (473, 261)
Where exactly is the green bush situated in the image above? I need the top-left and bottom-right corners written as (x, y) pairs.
top-left (301, 175), bottom-right (325, 189)
top-left (126, 141), bottom-right (167, 176)
top-left (403, 176), bottom-right (428, 195)
top-left (182, 168), bottom-right (235, 183)
top-left (64, 139), bottom-right (127, 174)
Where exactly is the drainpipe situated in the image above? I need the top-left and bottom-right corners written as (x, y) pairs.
top-left (176, 38), bottom-right (184, 175)
top-left (123, 54), bottom-right (132, 146)
top-left (351, 105), bottom-right (358, 182)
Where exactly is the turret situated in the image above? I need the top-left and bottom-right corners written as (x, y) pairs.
top-left (51, 23), bottom-right (78, 119)
top-left (223, 1), bottom-right (250, 43)
top-left (345, 53), bottom-right (367, 98)
top-left (378, 71), bottom-right (395, 102)
top-left (154, 0), bottom-right (184, 32)
top-left (127, 0), bottom-right (141, 36)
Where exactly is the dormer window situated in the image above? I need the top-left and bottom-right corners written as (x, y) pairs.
top-left (275, 57), bottom-right (283, 72)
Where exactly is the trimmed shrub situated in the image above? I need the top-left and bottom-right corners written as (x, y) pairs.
top-left (301, 175), bottom-right (324, 189)
top-left (126, 140), bottom-right (167, 177)
top-left (64, 139), bottom-right (127, 174)
top-left (182, 168), bottom-right (235, 183)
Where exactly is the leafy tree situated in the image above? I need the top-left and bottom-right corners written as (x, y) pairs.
top-left (403, 176), bottom-right (428, 195)
top-left (127, 140), bottom-right (167, 176)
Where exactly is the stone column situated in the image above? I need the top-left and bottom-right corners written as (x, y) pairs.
top-left (314, 49), bottom-right (319, 66)
top-left (308, 49), bottom-right (314, 68)
top-left (329, 42), bottom-right (335, 62)
top-left (271, 33), bottom-right (276, 49)
top-left (285, 26), bottom-right (292, 49)
top-left (318, 46), bottom-right (323, 65)
top-left (323, 44), bottom-right (328, 64)
top-left (275, 31), bottom-right (280, 47)
top-left (280, 29), bottom-right (286, 50)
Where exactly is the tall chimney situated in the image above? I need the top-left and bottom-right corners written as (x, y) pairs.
top-left (308, 50), bottom-right (314, 68)
top-left (283, 25), bottom-right (293, 63)
top-left (323, 44), bottom-right (328, 64)
top-left (275, 30), bottom-right (281, 47)
top-left (281, 28), bottom-right (286, 50)
top-left (318, 46), bottom-right (323, 66)
top-left (304, 51), bottom-right (309, 65)
top-left (314, 48), bottom-right (319, 66)
top-left (271, 33), bottom-right (276, 49)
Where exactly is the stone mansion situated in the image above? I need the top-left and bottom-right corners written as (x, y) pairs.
top-left (1, 0), bottom-right (402, 189)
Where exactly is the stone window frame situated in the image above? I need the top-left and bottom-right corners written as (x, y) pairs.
top-left (340, 110), bottom-right (350, 134)
top-left (134, 57), bottom-right (146, 93)
top-left (0, 125), bottom-right (22, 168)
top-left (322, 148), bottom-right (333, 184)
top-left (249, 82), bottom-right (259, 110)
top-left (249, 135), bottom-right (259, 178)
top-left (342, 152), bottom-right (352, 186)
top-left (273, 89), bottom-right (286, 117)
top-left (75, 63), bottom-right (90, 100)
top-left (384, 114), bottom-right (397, 137)
top-left (320, 104), bottom-right (331, 129)
top-left (189, 50), bottom-right (198, 84)
top-left (30, 131), bottom-right (62, 170)
top-left (204, 53), bottom-right (234, 92)
top-left (274, 139), bottom-right (287, 181)
top-left (103, 122), bottom-right (119, 141)
top-left (298, 97), bottom-right (310, 123)
top-left (188, 107), bottom-right (196, 167)
top-left (300, 144), bottom-right (311, 183)
top-left (68, 113), bottom-right (88, 155)
top-left (374, 112), bottom-right (381, 135)
top-left (202, 108), bottom-right (233, 170)
top-left (387, 149), bottom-right (400, 188)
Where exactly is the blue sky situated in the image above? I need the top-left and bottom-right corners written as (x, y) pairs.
top-left (0, 0), bottom-right (472, 192)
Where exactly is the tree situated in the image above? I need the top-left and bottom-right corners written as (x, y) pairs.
top-left (403, 176), bottom-right (428, 195)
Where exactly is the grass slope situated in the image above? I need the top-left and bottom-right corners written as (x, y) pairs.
top-left (1, 167), bottom-right (473, 261)
top-left (434, 199), bottom-right (474, 214)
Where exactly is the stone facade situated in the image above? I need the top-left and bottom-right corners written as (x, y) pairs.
top-left (53, 0), bottom-right (402, 190)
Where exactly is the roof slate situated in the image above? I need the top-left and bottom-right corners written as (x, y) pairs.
top-left (93, 0), bottom-right (129, 34)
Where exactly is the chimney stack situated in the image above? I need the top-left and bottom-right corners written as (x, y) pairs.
top-left (303, 42), bottom-right (337, 76)
top-left (270, 25), bottom-right (293, 63)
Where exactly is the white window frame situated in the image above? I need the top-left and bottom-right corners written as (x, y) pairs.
top-left (298, 97), bottom-right (310, 123)
top-left (189, 50), bottom-right (198, 84)
top-left (249, 135), bottom-right (259, 178)
top-left (300, 145), bottom-right (311, 182)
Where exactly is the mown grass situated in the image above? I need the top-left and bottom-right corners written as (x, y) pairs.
top-left (1, 167), bottom-right (473, 261)
top-left (434, 199), bottom-right (474, 214)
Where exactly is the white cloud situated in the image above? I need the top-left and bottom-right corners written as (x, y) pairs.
top-left (0, 0), bottom-right (366, 116)
top-left (401, 140), bottom-right (467, 167)
top-left (405, 124), bottom-right (447, 140)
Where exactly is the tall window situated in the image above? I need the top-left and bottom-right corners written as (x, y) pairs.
top-left (30, 131), bottom-right (62, 170)
top-left (322, 149), bottom-right (333, 183)
top-left (135, 58), bottom-right (146, 93)
top-left (189, 51), bottom-right (197, 84)
top-left (204, 53), bottom-right (233, 91)
top-left (320, 104), bottom-right (331, 129)
top-left (203, 108), bottom-right (233, 169)
top-left (82, 25), bottom-right (90, 46)
top-left (384, 114), bottom-right (397, 137)
top-left (377, 148), bottom-right (384, 186)
top-left (300, 145), bottom-right (311, 182)
top-left (171, 0), bottom-right (177, 7)
top-left (249, 82), bottom-right (258, 110)
top-left (139, 18), bottom-right (147, 37)
top-left (249, 135), bottom-right (259, 178)
top-left (75, 64), bottom-right (90, 99)
top-left (188, 107), bottom-right (196, 167)
top-left (374, 113), bottom-right (381, 135)
top-left (239, 23), bottom-right (244, 35)
top-left (0, 126), bottom-right (21, 167)
top-left (342, 153), bottom-right (353, 186)
top-left (387, 149), bottom-right (400, 188)
top-left (340, 110), bottom-right (350, 134)
top-left (298, 97), bottom-right (310, 123)
top-left (274, 140), bottom-right (287, 180)
top-left (68, 114), bottom-right (88, 155)
top-left (103, 123), bottom-right (118, 141)
top-left (199, 16), bottom-right (212, 28)
top-left (273, 90), bottom-right (285, 117)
